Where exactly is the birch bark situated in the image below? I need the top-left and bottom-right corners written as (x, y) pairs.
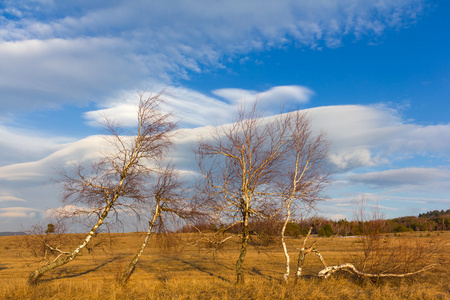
top-left (120, 202), bottom-right (161, 285)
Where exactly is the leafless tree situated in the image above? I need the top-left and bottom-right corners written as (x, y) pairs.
top-left (28, 93), bottom-right (176, 284)
top-left (196, 101), bottom-right (330, 284)
top-left (278, 111), bottom-right (330, 283)
top-left (119, 163), bottom-right (201, 285)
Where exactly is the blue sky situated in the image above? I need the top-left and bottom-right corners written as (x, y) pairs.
top-left (0, 0), bottom-right (449, 231)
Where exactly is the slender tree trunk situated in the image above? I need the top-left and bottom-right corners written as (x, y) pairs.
top-left (294, 248), bottom-right (307, 284)
top-left (120, 204), bottom-right (160, 286)
top-left (28, 202), bottom-right (114, 285)
top-left (281, 205), bottom-right (291, 283)
top-left (236, 210), bottom-right (250, 285)
top-left (294, 226), bottom-right (313, 284)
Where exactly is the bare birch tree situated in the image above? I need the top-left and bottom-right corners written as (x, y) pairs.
top-left (28, 93), bottom-right (176, 284)
top-left (119, 164), bottom-right (200, 285)
top-left (196, 102), bottom-right (329, 284)
top-left (279, 111), bottom-right (330, 283)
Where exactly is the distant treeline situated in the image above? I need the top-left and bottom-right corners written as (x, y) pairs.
top-left (180, 209), bottom-right (450, 238)
top-left (0, 232), bottom-right (26, 237)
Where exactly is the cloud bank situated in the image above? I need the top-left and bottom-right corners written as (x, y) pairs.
top-left (0, 97), bottom-right (448, 230)
top-left (83, 85), bottom-right (315, 128)
top-left (0, 0), bottom-right (426, 112)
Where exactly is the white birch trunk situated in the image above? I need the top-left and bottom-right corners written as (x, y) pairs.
top-left (28, 200), bottom-right (114, 284)
top-left (318, 263), bottom-right (436, 279)
top-left (281, 205), bottom-right (291, 283)
top-left (294, 226), bottom-right (313, 282)
top-left (120, 202), bottom-right (161, 285)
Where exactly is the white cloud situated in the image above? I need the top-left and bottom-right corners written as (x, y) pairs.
top-left (329, 148), bottom-right (376, 170)
top-left (380, 195), bottom-right (450, 204)
top-left (2, 103), bottom-right (449, 184)
top-left (0, 207), bottom-right (43, 218)
top-left (394, 124), bottom-right (450, 155)
top-left (84, 85), bottom-right (315, 129)
top-left (0, 0), bottom-right (426, 112)
top-left (84, 102), bottom-right (140, 128)
top-left (0, 135), bottom-right (104, 181)
top-left (213, 85), bottom-right (314, 109)
top-left (43, 205), bottom-right (86, 219)
top-left (0, 38), bottom-right (150, 110)
top-left (347, 168), bottom-right (450, 188)
top-left (84, 86), bottom-right (235, 128)
top-left (305, 105), bottom-right (450, 171)
top-left (0, 194), bottom-right (26, 202)
top-left (2, 102), bottom-right (449, 230)
top-left (0, 124), bottom-right (71, 167)
top-left (162, 87), bottom-right (234, 127)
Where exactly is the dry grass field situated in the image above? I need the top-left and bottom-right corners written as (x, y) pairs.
top-left (0, 232), bottom-right (449, 299)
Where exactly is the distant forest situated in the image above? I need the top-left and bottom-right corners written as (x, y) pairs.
top-left (316, 209), bottom-right (450, 237)
top-left (180, 209), bottom-right (450, 238)
top-left (1, 210), bottom-right (448, 237)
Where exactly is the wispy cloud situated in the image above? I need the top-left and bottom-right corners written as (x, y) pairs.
top-left (0, 194), bottom-right (26, 203)
top-left (1, 100), bottom-right (449, 229)
top-left (1, 0), bottom-right (446, 232)
top-left (0, 124), bottom-right (71, 167)
top-left (213, 85), bottom-right (314, 112)
top-left (2, 101), bottom-right (449, 181)
top-left (0, 135), bottom-right (104, 181)
top-left (0, 0), bottom-right (426, 112)
top-left (347, 168), bottom-right (450, 188)
top-left (307, 105), bottom-right (450, 172)
top-left (83, 85), bottom-right (315, 128)
top-left (0, 207), bottom-right (42, 218)
top-left (83, 86), bottom-right (234, 129)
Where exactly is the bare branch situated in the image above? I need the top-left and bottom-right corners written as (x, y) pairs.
top-left (196, 101), bottom-right (330, 285)
top-left (28, 92), bottom-right (177, 285)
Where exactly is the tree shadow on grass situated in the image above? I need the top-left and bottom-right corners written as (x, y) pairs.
top-left (210, 260), bottom-right (234, 272)
top-left (249, 266), bottom-right (282, 283)
top-left (40, 257), bottom-right (117, 282)
top-left (170, 257), bottom-right (231, 283)
top-left (170, 256), bottom-right (281, 283)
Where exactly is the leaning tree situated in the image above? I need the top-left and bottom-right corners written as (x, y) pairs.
top-left (278, 110), bottom-right (330, 283)
top-left (119, 163), bottom-right (202, 285)
top-left (28, 93), bottom-right (176, 284)
top-left (196, 101), bottom-right (330, 284)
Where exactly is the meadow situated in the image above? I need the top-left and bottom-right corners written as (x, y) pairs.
top-left (0, 232), bottom-right (449, 299)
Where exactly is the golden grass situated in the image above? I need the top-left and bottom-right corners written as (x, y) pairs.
top-left (1, 232), bottom-right (449, 299)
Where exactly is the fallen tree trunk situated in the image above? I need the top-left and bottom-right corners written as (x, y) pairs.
top-left (293, 226), bottom-right (438, 282)
top-left (318, 263), bottom-right (437, 279)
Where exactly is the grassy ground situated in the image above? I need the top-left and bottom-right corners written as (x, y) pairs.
top-left (0, 232), bottom-right (449, 299)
